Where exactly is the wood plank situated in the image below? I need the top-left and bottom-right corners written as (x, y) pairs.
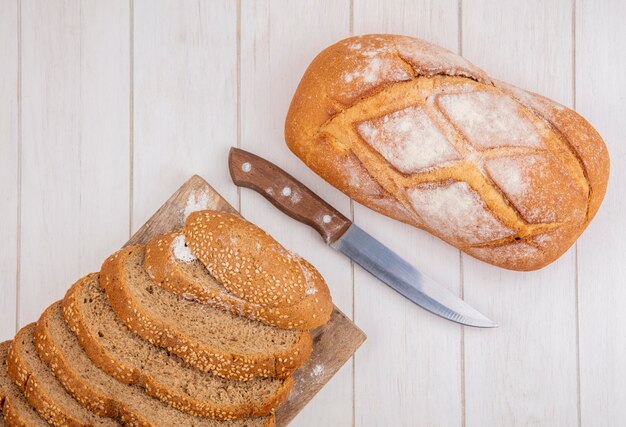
top-left (126, 175), bottom-right (365, 427)
top-left (576, 1), bottom-right (626, 425)
top-left (77, 0), bottom-right (131, 275)
top-left (351, 2), bottom-right (464, 426)
top-left (238, 1), bottom-right (354, 425)
top-left (19, 0), bottom-right (130, 327)
top-left (0, 0), bottom-right (18, 340)
top-left (461, 2), bottom-right (579, 426)
top-left (132, 0), bottom-right (239, 231)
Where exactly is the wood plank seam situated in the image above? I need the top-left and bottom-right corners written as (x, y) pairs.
top-left (129, 0), bottom-right (135, 239)
top-left (458, 4), bottom-right (467, 427)
top-left (572, 1), bottom-right (583, 426)
top-left (348, 3), bottom-right (356, 427)
top-left (16, 0), bottom-right (22, 335)
top-left (236, 0), bottom-right (242, 213)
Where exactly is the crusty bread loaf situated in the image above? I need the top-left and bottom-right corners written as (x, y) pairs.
top-left (0, 341), bottom-right (49, 426)
top-left (146, 227), bottom-right (332, 330)
top-left (7, 324), bottom-right (119, 427)
top-left (62, 273), bottom-right (292, 419)
top-left (101, 245), bottom-right (312, 380)
top-left (34, 302), bottom-right (275, 427)
top-left (285, 34), bottom-right (610, 271)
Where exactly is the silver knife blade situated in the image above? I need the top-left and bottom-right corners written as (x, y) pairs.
top-left (331, 224), bottom-right (497, 328)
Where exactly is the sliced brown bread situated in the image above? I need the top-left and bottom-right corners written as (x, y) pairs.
top-left (0, 341), bottom-right (48, 426)
top-left (35, 302), bottom-right (275, 427)
top-left (145, 230), bottom-right (332, 330)
top-left (182, 211), bottom-right (333, 326)
top-left (62, 273), bottom-right (293, 419)
top-left (6, 324), bottom-right (119, 427)
top-left (100, 245), bottom-right (312, 380)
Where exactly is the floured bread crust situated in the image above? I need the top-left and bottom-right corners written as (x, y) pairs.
top-left (286, 34), bottom-right (609, 271)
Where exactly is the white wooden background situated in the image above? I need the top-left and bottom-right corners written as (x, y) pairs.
top-left (0, 1), bottom-right (624, 426)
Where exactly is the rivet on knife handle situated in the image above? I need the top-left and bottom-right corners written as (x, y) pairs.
top-left (228, 147), bottom-right (351, 244)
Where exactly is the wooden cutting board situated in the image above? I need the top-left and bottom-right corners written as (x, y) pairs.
top-left (127, 174), bottom-right (366, 426)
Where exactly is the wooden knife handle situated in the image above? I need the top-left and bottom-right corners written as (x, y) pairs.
top-left (229, 147), bottom-right (352, 244)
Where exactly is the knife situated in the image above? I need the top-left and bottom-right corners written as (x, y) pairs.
top-left (228, 147), bottom-right (497, 328)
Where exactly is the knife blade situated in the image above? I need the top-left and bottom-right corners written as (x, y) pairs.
top-left (228, 147), bottom-right (497, 328)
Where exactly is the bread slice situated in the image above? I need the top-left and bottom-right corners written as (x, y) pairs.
top-left (62, 273), bottom-right (293, 419)
top-left (145, 230), bottom-right (332, 330)
top-left (6, 324), bottom-right (119, 426)
top-left (0, 341), bottom-right (48, 426)
top-left (101, 245), bottom-right (312, 380)
top-left (35, 302), bottom-right (275, 427)
top-left (182, 211), bottom-right (333, 326)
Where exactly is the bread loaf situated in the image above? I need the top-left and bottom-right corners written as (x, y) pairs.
top-left (285, 34), bottom-right (609, 271)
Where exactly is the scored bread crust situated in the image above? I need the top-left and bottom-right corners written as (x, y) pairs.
top-left (62, 273), bottom-right (293, 420)
top-left (285, 34), bottom-right (610, 271)
top-left (101, 245), bottom-right (313, 381)
top-left (35, 302), bottom-right (276, 427)
top-left (145, 230), bottom-right (333, 330)
top-left (7, 325), bottom-right (118, 427)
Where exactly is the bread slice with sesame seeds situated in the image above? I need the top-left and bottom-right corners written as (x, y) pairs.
top-left (6, 324), bottom-right (120, 427)
top-left (101, 245), bottom-right (312, 381)
top-left (180, 211), bottom-right (333, 328)
top-left (0, 341), bottom-right (49, 426)
top-left (35, 302), bottom-right (275, 427)
top-left (145, 229), bottom-right (332, 330)
top-left (62, 273), bottom-right (293, 419)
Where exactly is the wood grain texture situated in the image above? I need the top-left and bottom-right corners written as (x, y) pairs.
top-left (576, 1), bottom-right (626, 425)
top-left (125, 174), bottom-right (365, 427)
top-left (462, 1), bottom-right (579, 426)
top-left (20, 0), bottom-right (80, 327)
top-left (239, 2), bottom-right (355, 426)
top-left (76, 1), bottom-right (131, 274)
top-left (132, 0), bottom-right (239, 231)
top-left (0, 0), bottom-right (18, 340)
top-left (19, 0), bottom-right (130, 327)
top-left (352, 2), bottom-right (464, 426)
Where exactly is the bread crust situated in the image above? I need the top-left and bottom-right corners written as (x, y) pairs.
top-left (146, 230), bottom-right (333, 330)
top-left (33, 306), bottom-right (120, 422)
top-left (6, 325), bottom-right (116, 427)
top-left (285, 34), bottom-right (610, 271)
top-left (100, 245), bottom-right (313, 381)
top-left (1, 341), bottom-right (48, 427)
top-left (61, 274), bottom-right (293, 420)
top-left (2, 396), bottom-right (33, 427)
top-left (1, 395), bottom-right (45, 427)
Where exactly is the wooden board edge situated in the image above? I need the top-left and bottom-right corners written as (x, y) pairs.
top-left (126, 174), bottom-right (236, 246)
top-left (276, 307), bottom-right (366, 426)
